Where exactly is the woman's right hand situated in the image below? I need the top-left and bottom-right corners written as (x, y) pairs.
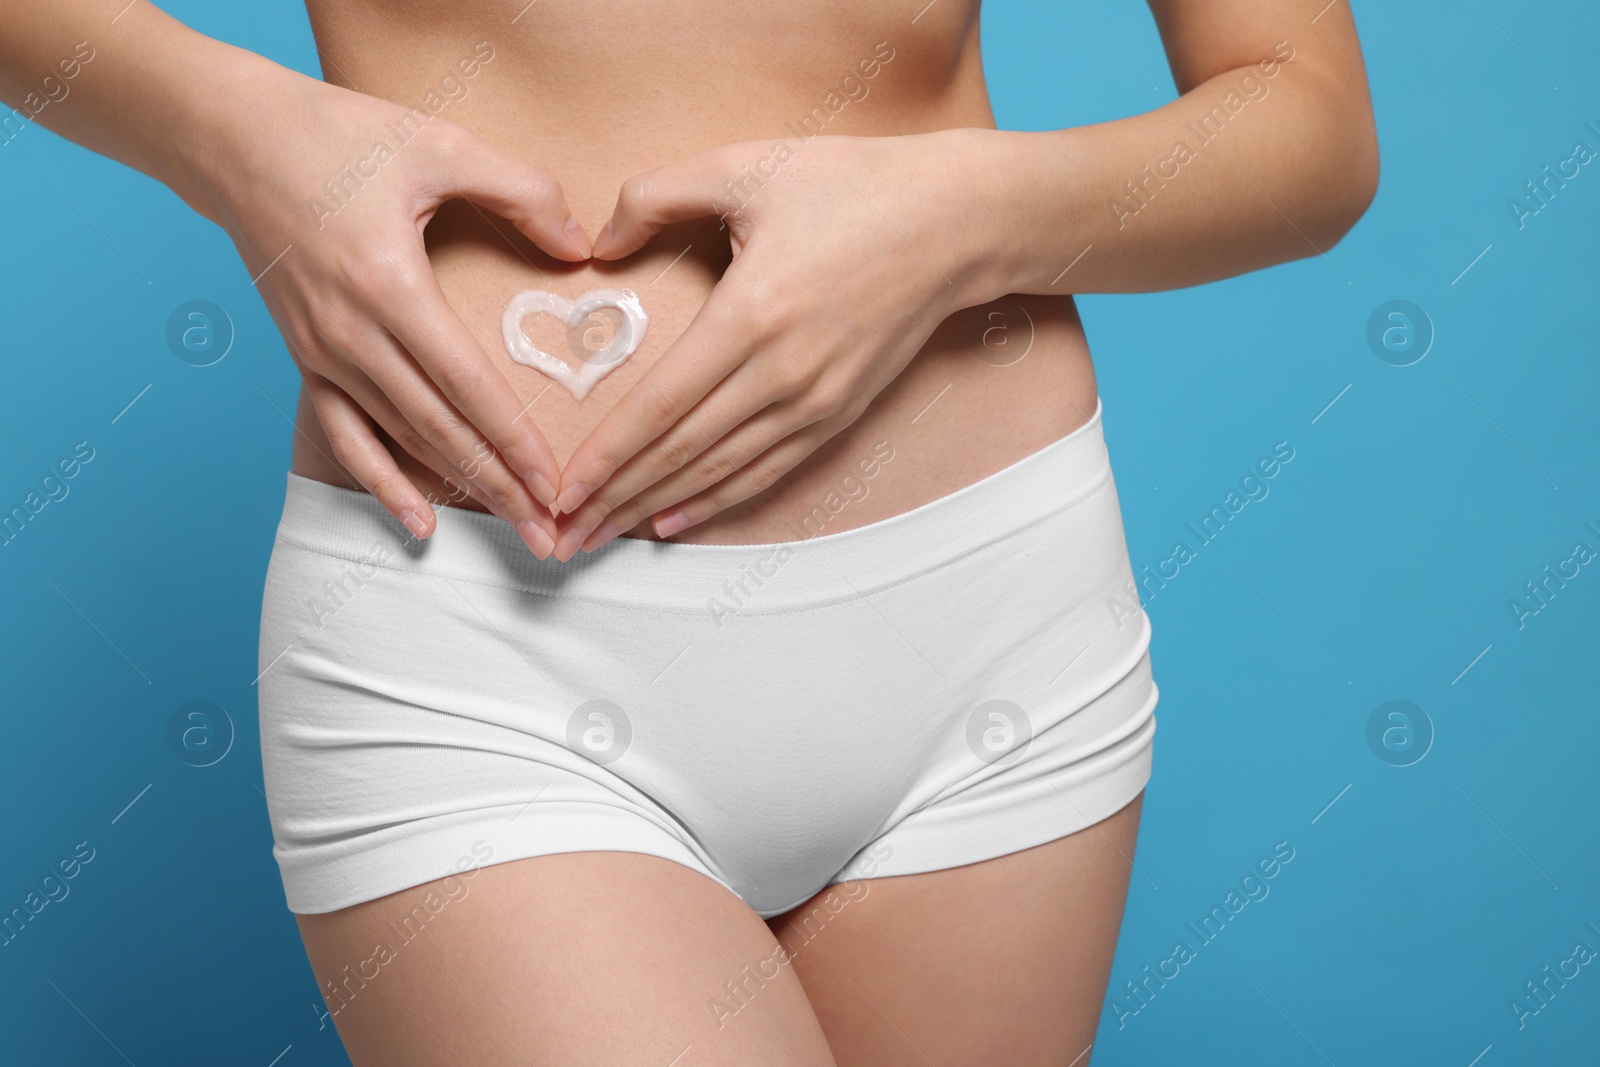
top-left (184, 58), bottom-right (587, 556)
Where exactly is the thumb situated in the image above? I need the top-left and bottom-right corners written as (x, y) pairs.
top-left (425, 129), bottom-right (591, 261)
top-left (592, 147), bottom-right (743, 260)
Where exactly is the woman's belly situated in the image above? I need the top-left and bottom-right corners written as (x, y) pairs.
top-left (291, 0), bottom-right (1099, 544)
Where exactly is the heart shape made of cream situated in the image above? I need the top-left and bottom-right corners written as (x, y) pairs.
top-left (500, 288), bottom-right (649, 400)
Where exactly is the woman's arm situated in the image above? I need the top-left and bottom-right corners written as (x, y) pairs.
top-left (0, 3), bottom-right (241, 211)
top-left (0, 1), bottom-right (586, 556)
top-left (547, 0), bottom-right (1378, 553)
top-left (959, 0), bottom-right (1379, 298)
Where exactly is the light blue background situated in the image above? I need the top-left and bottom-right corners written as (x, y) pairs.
top-left (2, 2), bottom-right (1595, 1063)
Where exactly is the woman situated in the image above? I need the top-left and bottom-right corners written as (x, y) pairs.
top-left (1, 1), bottom-right (1376, 1063)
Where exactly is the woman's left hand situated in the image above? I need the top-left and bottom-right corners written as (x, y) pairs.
top-left (548, 129), bottom-right (998, 558)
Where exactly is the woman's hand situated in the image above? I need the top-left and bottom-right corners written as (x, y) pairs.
top-left (548, 129), bottom-right (999, 558)
top-left (190, 59), bottom-right (589, 556)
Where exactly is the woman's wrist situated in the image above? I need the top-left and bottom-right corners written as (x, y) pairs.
top-left (160, 45), bottom-right (309, 227)
top-left (920, 126), bottom-right (1083, 312)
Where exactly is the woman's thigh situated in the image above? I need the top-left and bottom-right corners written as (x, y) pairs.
top-left (769, 794), bottom-right (1144, 1067)
top-left (297, 851), bottom-right (838, 1067)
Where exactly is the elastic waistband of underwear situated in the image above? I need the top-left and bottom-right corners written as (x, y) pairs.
top-left (272, 399), bottom-right (1116, 615)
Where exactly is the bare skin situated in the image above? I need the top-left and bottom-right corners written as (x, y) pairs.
top-left (1, 0), bottom-right (1374, 1062)
top-left (297, 798), bottom-right (1142, 1066)
top-left (0, 0), bottom-right (1375, 552)
top-left (288, 2), bottom-right (1103, 551)
top-left (276, 1), bottom-right (1376, 555)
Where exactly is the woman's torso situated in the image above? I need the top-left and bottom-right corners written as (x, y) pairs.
top-left (293, 0), bottom-right (1097, 544)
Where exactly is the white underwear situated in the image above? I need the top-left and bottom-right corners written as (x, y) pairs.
top-left (257, 401), bottom-right (1157, 917)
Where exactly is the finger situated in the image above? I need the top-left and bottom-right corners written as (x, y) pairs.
top-left (341, 367), bottom-right (559, 558)
top-left (554, 353), bottom-right (813, 557)
top-left (554, 275), bottom-right (766, 517)
top-left (312, 361), bottom-right (474, 504)
top-left (587, 425), bottom-right (833, 555)
top-left (320, 329), bottom-right (559, 557)
top-left (576, 405), bottom-right (810, 553)
top-left (425, 127), bottom-right (591, 260)
top-left (303, 372), bottom-right (436, 539)
top-left (370, 261), bottom-right (563, 509)
top-left (656, 429), bottom-right (835, 540)
top-left (332, 372), bottom-right (490, 514)
top-left (591, 147), bottom-right (738, 259)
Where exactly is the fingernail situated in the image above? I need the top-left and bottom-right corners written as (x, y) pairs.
top-left (402, 507), bottom-right (432, 539)
top-left (517, 520), bottom-right (554, 559)
top-left (552, 482), bottom-right (592, 517)
top-left (553, 524), bottom-right (589, 562)
top-left (524, 469), bottom-right (557, 508)
top-left (594, 221), bottom-right (614, 253)
top-left (563, 215), bottom-right (589, 254)
top-left (581, 521), bottom-right (622, 553)
top-left (653, 510), bottom-right (692, 539)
